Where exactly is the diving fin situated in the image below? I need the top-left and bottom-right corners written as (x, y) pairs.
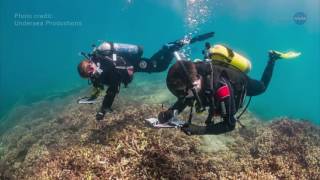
top-left (189, 32), bottom-right (215, 44)
top-left (270, 50), bottom-right (301, 60)
top-left (77, 97), bottom-right (98, 104)
top-left (145, 117), bottom-right (186, 128)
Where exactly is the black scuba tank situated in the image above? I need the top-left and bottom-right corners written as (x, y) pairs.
top-left (94, 42), bottom-right (143, 58)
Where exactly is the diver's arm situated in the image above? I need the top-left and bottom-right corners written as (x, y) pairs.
top-left (158, 98), bottom-right (189, 123)
top-left (169, 98), bottom-right (189, 113)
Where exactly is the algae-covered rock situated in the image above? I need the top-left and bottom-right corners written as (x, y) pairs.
top-left (199, 135), bottom-right (234, 152)
top-left (24, 144), bottom-right (50, 164)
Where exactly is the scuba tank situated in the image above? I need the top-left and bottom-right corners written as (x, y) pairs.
top-left (94, 42), bottom-right (143, 58)
top-left (208, 44), bottom-right (252, 73)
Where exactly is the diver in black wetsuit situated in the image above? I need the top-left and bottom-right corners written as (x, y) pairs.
top-left (158, 50), bottom-right (290, 135)
top-left (77, 32), bottom-right (214, 121)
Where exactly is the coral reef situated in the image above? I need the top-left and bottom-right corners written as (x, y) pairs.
top-left (0, 86), bottom-right (319, 179)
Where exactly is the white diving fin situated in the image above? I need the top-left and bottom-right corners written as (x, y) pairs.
top-left (77, 97), bottom-right (98, 104)
top-left (145, 117), bottom-right (186, 128)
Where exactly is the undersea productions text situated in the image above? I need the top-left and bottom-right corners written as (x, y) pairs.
top-left (13, 13), bottom-right (82, 27)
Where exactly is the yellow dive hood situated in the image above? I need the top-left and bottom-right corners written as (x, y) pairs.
top-left (209, 44), bottom-right (252, 73)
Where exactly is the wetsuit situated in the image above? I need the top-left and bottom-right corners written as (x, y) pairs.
top-left (129, 44), bottom-right (180, 73)
top-left (90, 55), bottom-right (131, 112)
top-left (90, 43), bottom-right (182, 118)
top-left (163, 57), bottom-right (276, 135)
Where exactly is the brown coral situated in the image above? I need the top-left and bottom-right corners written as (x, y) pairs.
top-left (0, 86), bottom-right (319, 179)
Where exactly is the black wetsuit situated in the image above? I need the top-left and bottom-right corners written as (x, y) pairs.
top-left (168, 58), bottom-right (276, 135)
top-left (90, 55), bottom-right (130, 111)
top-left (90, 44), bottom-right (180, 112)
top-left (129, 45), bottom-right (177, 73)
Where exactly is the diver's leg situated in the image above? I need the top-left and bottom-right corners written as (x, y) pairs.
top-left (133, 57), bottom-right (155, 73)
top-left (260, 53), bottom-right (277, 89)
top-left (135, 41), bottom-right (185, 73)
top-left (247, 53), bottom-right (277, 96)
top-left (182, 121), bottom-right (235, 135)
top-left (206, 120), bottom-right (235, 134)
top-left (148, 43), bottom-right (181, 72)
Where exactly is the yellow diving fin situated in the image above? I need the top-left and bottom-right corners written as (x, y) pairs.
top-left (271, 50), bottom-right (301, 60)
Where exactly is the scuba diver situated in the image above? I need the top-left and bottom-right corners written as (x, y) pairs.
top-left (157, 44), bottom-right (300, 135)
top-left (77, 32), bottom-right (214, 121)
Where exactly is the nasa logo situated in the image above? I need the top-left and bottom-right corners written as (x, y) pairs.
top-left (293, 12), bottom-right (307, 25)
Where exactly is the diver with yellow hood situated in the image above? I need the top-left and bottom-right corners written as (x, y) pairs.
top-left (157, 43), bottom-right (300, 135)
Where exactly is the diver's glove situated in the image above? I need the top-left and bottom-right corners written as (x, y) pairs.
top-left (96, 108), bottom-right (112, 121)
top-left (158, 109), bottom-right (174, 124)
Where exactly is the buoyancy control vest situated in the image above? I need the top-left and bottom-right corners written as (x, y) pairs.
top-left (211, 64), bottom-right (248, 111)
top-left (90, 51), bottom-right (134, 88)
top-left (195, 62), bottom-right (248, 112)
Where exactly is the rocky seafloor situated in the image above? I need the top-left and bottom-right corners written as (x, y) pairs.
top-left (0, 81), bottom-right (319, 179)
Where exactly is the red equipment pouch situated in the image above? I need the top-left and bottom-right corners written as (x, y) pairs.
top-left (215, 84), bottom-right (230, 101)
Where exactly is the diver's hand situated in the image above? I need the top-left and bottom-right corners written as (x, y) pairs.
top-left (158, 110), bottom-right (174, 124)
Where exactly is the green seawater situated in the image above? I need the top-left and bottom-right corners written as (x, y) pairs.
top-left (0, 0), bottom-right (319, 124)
